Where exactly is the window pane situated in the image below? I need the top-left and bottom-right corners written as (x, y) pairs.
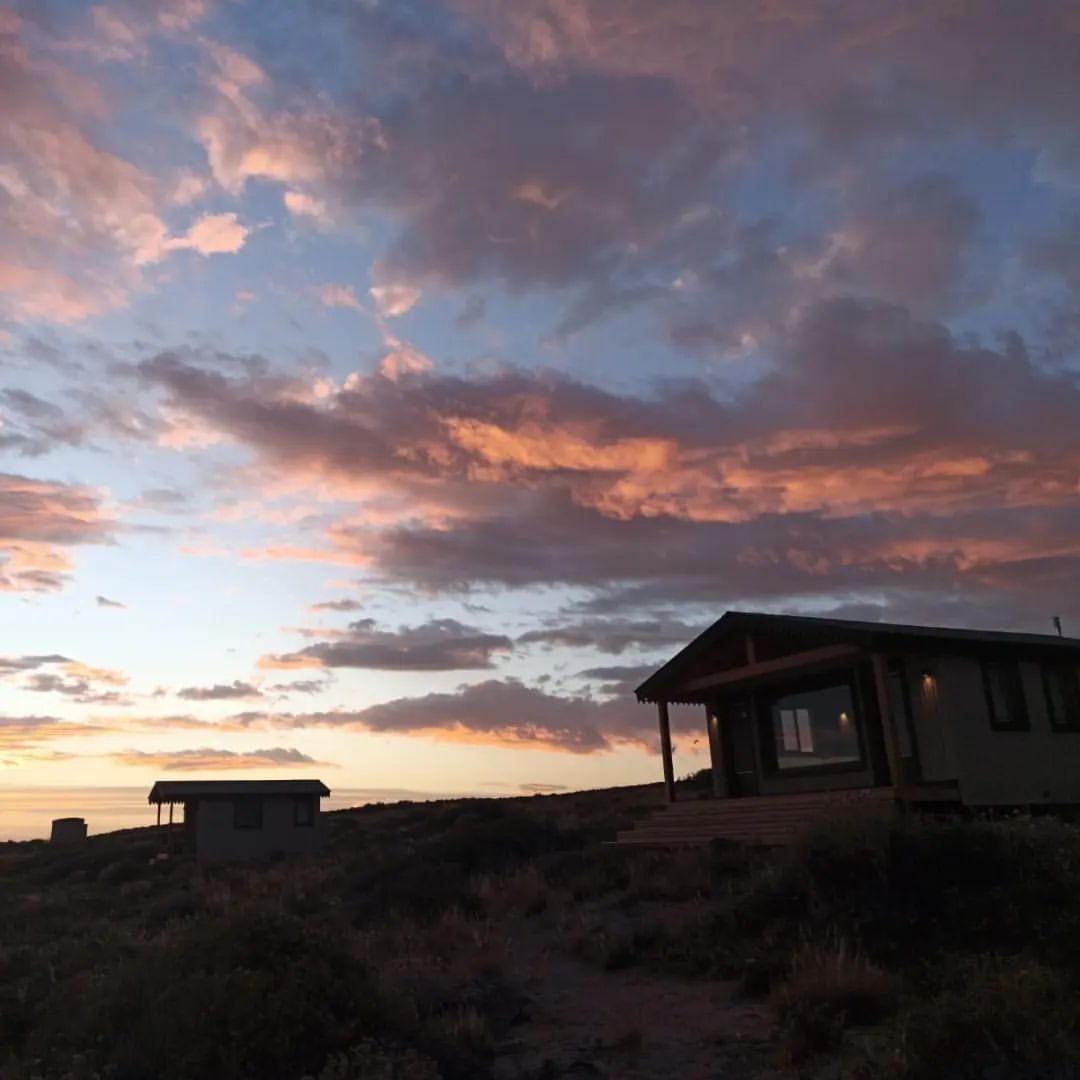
top-left (1044, 663), bottom-right (1080, 731)
top-left (780, 710), bottom-right (799, 751)
top-left (770, 682), bottom-right (860, 771)
top-left (795, 709), bottom-right (814, 752)
top-left (983, 661), bottom-right (1029, 731)
top-left (886, 669), bottom-right (913, 758)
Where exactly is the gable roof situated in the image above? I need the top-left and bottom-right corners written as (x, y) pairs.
top-left (636, 610), bottom-right (1080, 704)
top-left (148, 779), bottom-right (330, 804)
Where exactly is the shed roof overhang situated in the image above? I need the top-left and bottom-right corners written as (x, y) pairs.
top-left (148, 779), bottom-right (331, 804)
top-left (635, 610), bottom-right (1080, 705)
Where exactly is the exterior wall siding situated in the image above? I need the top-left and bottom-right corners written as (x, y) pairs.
top-left (191, 796), bottom-right (324, 863)
top-left (946, 657), bottom-right (1080, 805)
top-left (904, 653), bottom-right (959, 783)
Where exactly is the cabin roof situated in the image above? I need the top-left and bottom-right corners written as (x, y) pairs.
top-left (148, 779), bottom-right (330, 804)
top-left (636, 610), bottom-right (1080, 704)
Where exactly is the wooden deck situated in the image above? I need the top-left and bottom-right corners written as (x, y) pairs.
top-left (613, 788), bottom-right (896, 847)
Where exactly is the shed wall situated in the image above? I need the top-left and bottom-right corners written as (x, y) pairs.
top-left (192, 795), bottom-right (323, 863)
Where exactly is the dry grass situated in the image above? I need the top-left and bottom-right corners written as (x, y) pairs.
top-left (771, 940), bottom-right (899, 1062)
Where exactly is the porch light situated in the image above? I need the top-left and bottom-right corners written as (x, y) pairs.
top-left (838, 711), bottom-right (850, 727)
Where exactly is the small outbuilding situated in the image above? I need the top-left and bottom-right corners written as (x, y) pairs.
top-left (50, 817), bottom-right (87, 844)
top-left (148, 779), bottom-right (330, 863)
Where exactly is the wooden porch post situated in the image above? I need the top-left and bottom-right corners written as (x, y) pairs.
top-left (872, 652), bottom-right (906, 809)
top-left (707, 707), bottom-right (727, 797)
top-left (156, 802), bottom-right (161, 829)
top-left (658, 701), bottom-right (676, 803)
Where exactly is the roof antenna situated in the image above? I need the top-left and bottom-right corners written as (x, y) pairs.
top-left (1052, 616), bottom-right (1063, 638)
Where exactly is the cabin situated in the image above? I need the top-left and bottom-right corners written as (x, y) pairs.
top-left (148, 779), bottom-right (330, 863)
top-left (624, 611), bottom-right (1080, 845)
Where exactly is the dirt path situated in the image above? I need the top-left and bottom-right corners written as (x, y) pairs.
top-left (493, 904), bottom-right (783, 1080)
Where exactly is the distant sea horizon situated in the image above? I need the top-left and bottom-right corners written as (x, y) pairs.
top-left (0, 785), bottom-right (500, 842)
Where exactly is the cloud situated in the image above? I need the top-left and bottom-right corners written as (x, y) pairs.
top-left (0, 654), bottom-right (72, 675)
top-left (0, 9), bottom-right (247, 324)
top-left (577, 664), bottom-right (659, 699)
top-left (308, 598), bottom-right (365, 613)
top-left (0, 714), bottom-right (109, 751)
top-left (370, 282), bottom-right (421, 318)
top-left (22, 673), bottom-right (131, 705)
top-left (137, 304), bottom-right (1080, 627)
top-left (0, 389), bottom-right (85, 457)
top-left (266, 679), bottom-right (331, 696)
top-left (0, 473), bottom-right (116, 591)
top-left (8, 655), bottom-right (131, 705)
top-left (168, 212), bottom-right (249, 257)
top-left (314, 283), bottom-right (363, 311)
top-left (176, 680), bottom-right (264, 701)
top-left (96, 594), bottom-right (126, 608)
top-left (228, 679), bottom-right (657, 753)
top-left (284, 190), bottom-right (330, 223)
top-left (518, 616), bottom-right (703, 655)
top-left (259, 618), bottom-right (513, 671)
top-left (110, 746), bottom-right (327, 770)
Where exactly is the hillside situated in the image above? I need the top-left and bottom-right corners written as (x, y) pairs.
top-left (3, 784), bottom-right (1080, 1079)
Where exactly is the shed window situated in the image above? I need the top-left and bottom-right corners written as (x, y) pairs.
top-left (293, 796), bottom-right (314, 827)
top-left (982, 660), bottom-right (1029, 731)
top-left (1043, 663), bottom-right (1080, 732)
top-left (768, 680), bottom-right (861, 771)
top-left (233, 796), bottom-right (263, 829)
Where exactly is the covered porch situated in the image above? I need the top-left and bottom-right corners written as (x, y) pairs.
top-left (636, 611), bottom-right (959, 810)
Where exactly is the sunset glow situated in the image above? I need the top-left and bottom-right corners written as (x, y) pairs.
top-left (3, 0), bottom-right (1080, 829)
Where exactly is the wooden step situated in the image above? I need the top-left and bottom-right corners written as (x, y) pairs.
top-left (613, 788), bottom-right (891, 847)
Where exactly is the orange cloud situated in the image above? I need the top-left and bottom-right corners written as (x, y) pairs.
top-left (110, 746), bottom-right (329, 771)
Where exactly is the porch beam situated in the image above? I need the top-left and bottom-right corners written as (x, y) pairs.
top-left (678, 643), bottom-right (862, 695)
top-left (657, 701), bottom-right (676, 803)
top-left (872, 652), bottom-right (906, 807)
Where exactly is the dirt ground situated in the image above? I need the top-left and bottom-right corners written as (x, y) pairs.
top-left (493, 900), bottom-right (782, 1080)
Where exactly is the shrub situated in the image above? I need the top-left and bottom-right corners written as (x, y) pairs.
top-left (878, 955), bottom-right (1080, 1079)
top-left (730, 812), bottom-right (1080, 979)
top-left (312, 1040), bottom-right (440, 1080)
top-left (771, 941), bottom-right (898, 1061)
top-left (25, 907), bottom-right (386, 1080)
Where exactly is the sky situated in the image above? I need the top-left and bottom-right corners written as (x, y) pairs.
top-left (3, 0), bottom-right (1080, 814)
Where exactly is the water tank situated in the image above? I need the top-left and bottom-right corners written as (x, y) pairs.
top-left (50, 817), bottom-right (87, 843)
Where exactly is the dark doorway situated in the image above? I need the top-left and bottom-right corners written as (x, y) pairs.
top-left (721, 698), bottom-right (760, 796)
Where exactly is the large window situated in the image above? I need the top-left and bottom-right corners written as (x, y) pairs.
top-left (769, 680), bottom-right (862, 771)
top-left (1043, 663), bottom-right (1080, 732)
top-left (233, 797), bottom-right (263, 829)
top-left (982, 660), bottom-right (1029, 731)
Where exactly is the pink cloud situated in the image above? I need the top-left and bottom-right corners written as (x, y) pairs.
top-left (0, 473), bottom-right (116, 591)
